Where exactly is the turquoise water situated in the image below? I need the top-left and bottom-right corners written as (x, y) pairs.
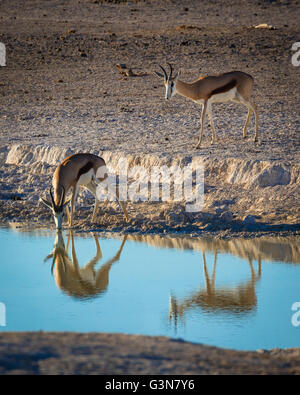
top-left (0, 228), bottom-right (299, 351)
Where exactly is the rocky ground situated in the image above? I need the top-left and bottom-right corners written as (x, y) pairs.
top-left (0, 0), bottom-right (299, 375)
top-left (0, 0), bottom-right (299, 237)
top-left (0, 332), bottom-right (299, 375)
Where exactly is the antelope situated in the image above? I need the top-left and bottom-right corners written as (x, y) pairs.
top-left (169, 251), bottom-right (262, 327)
top-left (155, 63), bottom-right (258, 148)
top-left (40, 153), bottom-right (129, 230)
top-left (44, 230), bottom-right (127, 299)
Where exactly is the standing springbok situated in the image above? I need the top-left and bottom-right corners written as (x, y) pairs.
top-left (169, 251), bottom-right (262, 326)
top-left (155, 63), bottom-right (258, 148)
top-left (40, 153), bottom-right (129, 229)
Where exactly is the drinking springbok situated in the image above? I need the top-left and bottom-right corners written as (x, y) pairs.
top-left (40, 153), bottom-right (129, 229)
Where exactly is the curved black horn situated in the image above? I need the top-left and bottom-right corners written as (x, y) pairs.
top-left (167, 63), bottom-right (173, 79)
top-left (59, 185), bottom-right (65, 208)
top-left (159, 65), bottom-right (168, 81)
top-left (49, 187), bottom-right (56, 208)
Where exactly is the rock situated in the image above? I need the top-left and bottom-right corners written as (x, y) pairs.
top-left (253, 165), bottom-right (290, 188)
top-left (253, 23), bottom-right (276, 30)
top-left (220, 211), bottom-right (234, 222)
top-left (116, 63), bottom-right (127, 70)
top-left (226, 160), bottom-right (291, 188)
top-left (257, 349), bottom-right (268, 354)
top-left (243, 215), bottom-right (256, 224)
top-left (66, 29), bottom-right (76, 34)
top-left (167, 212), bottom-right (185, 223)
top-left (6, 144), bottom-right (74, 167)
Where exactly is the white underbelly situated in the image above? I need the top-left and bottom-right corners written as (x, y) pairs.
top-left (209, 87), bottom-right (237, 103)
top-left (79, 267), bottom-right (96, 286)
top-left (77, 168), bottom-right (94, 186)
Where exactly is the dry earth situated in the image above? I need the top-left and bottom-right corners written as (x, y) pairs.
top-left (0, 0), bottom-right (299, 237)
top-left (0, 332), bottom-right (299, 375)
top-left (0, 0), bottom-right (300, 375)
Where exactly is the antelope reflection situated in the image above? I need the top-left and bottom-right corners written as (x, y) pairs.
top-left (44, 231), bottom-right (127, 299)
top-left (169, 251), bottom-right (261, 326)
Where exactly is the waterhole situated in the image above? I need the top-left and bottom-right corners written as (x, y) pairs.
top-left (0, 227), bottom-right (299, 350)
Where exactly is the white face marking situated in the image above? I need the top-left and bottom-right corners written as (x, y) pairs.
top-left (54, 229), bottom-right (64, 247)
top-left (53, 210), bottom-right (64, 230)
top-left (165, 80), bottom-right (176, 100)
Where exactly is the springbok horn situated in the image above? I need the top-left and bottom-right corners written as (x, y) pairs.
top-left (59, 185), bottom-right (65, 208)
top-left (49, 187), bottom-right (56, 209)
top-left (167, 63), bottom-right (173, 79)
top-left (159, 65), bottom-right (168, 81)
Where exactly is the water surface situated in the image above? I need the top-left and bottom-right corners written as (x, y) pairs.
top-left (0, 227), bottom-right (299, 351)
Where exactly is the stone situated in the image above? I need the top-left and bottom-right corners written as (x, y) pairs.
top-left (243, 215), bottom-right (256, 224)
top-left (220, 211), bottom-right (234, 222)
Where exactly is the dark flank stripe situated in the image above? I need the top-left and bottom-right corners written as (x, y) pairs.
top-left (76, 161), bottom-right (94, 181)
top-left (210, 79), bottom-right (237, 97)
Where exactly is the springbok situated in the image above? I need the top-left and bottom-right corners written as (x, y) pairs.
top-left (169, 251), bottom-right (262, 327)
top-left (44, 230), bottom-right (127, 299)
top-left (40, 153), bottom-right (129, 230)
top-left (155, 63), bottom-right (258, 148)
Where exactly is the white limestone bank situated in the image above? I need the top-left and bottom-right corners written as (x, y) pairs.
top-left (1, 143), bottom-right (300, 235)
top-left (5, 143), bottom-right (299, 187)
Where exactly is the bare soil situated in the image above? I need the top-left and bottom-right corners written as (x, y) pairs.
top-left (0, 332), bottom-right (299, 375)
top-left (0, 0), bottom-right (299, 238)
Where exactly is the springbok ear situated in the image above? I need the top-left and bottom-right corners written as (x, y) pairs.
top-left (40, 198), bottom-right (52, 210)
top-left (154, 71), bottom-right (164, 79)
top-left (174, 69), bottom-right (181, 80)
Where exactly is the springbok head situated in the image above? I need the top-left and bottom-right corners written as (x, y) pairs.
top-left (40, 186), bottom-right (71, 230)
top-left (154, 63), bottom-right (181, 100)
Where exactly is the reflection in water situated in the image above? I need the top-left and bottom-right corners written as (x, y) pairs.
top-left (44, 231), bottom-right (127, 299)
top-left (169, 251), bottom-right (262, 328)
top-left (125, 234), bottom-right (300, 264)
top-left (111, 234), bottom-right (299, 328)
top-left (42, 230), bottom-right (298, 323)
top-left (1, 226), bottom-right (300, 349)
